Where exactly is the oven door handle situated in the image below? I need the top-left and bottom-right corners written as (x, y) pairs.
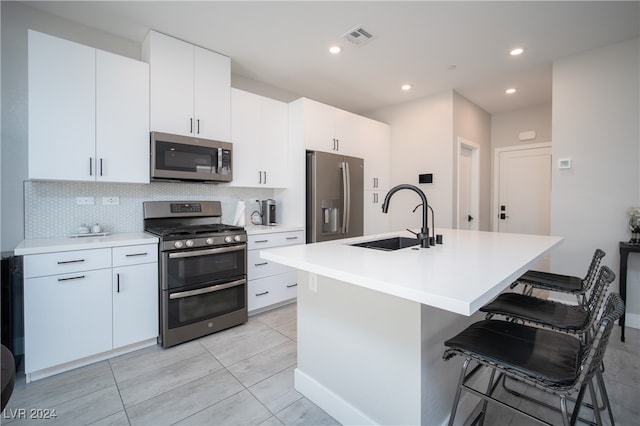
top-left (168, 244), bottom-right (245, 259)
top-left (169, 278), bottom-right (247, 300)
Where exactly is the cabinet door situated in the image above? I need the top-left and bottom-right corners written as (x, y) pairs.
top-left (24, 269), bottom-right (112, 373)
top-left (113, 263), bottom-right (158, 348)
top-left (194, 46), bottom-right (231, 141)
top-left (361, 119), bottom-right (391, 191)
top-left (303, 98), bottom-right (338, 153)
top-left (28, 30), bottom-right (96, 181)
top-left (261, 97), bottom-right (289, 188)
top-left (96, 50), bottom-right (150, 183)
top-left (147, 31), bottom-right (194, 136)
top-left (248, 271), bottom-right (297, 312)
top-left (230, 88), bottom-right (262, 186)
top-left (364, 191), bottom-right (390, 235)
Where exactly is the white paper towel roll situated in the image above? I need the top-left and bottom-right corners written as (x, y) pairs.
top-left (233, 201), bottom-right (246, 226)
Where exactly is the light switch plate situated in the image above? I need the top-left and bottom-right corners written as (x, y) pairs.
top-left (558, 158), bottom-right (572, 169)
top-left (309, 273), bottom-right (318, 292)
top-left (76, 197), bottom-right (94, 205)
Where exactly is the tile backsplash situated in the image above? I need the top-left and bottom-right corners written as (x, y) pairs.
top-left (24, 181), bottom-right (273, 239)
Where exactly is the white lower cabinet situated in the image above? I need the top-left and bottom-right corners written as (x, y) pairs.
top-left (112, 245), bottom-right (158, 348)
top-left (247, 229), bottom-right (303, 312)
top-left (24, 267), bottom-right (113, 374)
top-left (23, 242), bottom-right (158, 381)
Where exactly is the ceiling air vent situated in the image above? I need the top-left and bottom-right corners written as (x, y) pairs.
top-left (342, 26), bottom-right (376, 47)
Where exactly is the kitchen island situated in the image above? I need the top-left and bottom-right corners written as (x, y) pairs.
top-left (260, 228), bottom-right (563, 425)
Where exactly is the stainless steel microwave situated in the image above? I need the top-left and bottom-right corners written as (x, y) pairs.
top-left (150, 132), bottom-right (232, 183)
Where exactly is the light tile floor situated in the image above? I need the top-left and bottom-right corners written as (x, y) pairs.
top-left (3, 303), bottom-right (338, 426)
top-left (3, 303), bottom-right (639, 425)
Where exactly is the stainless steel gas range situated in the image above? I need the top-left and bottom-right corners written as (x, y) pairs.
top-left (143, 201), bottom-right (247, 348)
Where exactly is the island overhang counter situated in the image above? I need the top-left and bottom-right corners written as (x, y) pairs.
top-left (260, 229), bottom-right (563, 425)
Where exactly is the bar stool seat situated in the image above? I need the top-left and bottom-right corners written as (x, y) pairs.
top-left (481, 266), bottom-right (614, 336)
top-left (445, 319), bottom-right (581, 386)
top-left (510, 249), bottom-right (605, 305)
top-left (480, 292), bottom-right (588, 331)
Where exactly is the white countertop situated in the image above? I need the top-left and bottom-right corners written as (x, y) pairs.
top-left (14, 232), bottom-right (158, 255)
top-left (245, 224), bottom-right (304, 235)
top-left (260, 228), bottom-right (563, 316)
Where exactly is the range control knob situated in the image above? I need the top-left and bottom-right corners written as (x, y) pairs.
top-left (205, 237), bottom-right (215, 245)
top-left (224, 236), bottom-right (233, 243)
top-left (234, 235), bottom-right (243, 242)
top-left (174, 241), bottom-right (184, 249)
top-left (185, 240), bottom-right (194, 247)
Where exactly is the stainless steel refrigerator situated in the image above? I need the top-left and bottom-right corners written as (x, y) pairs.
top-left (306, 150), bottom-right (363, 243)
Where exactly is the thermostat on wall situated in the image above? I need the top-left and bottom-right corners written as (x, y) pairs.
top-left (558, 158), bottom-right (572, 169)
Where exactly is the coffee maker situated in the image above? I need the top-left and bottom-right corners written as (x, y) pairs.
top-left (261, 199), bottom-right (276, 225)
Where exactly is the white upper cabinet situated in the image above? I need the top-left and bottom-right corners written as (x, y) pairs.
top-left (96, 50), bottom-right (150, 183)
top-left (28, 30), bottom-right (149, 183)
top-left (144, 30), bottom-right (231, 142)
top-left (358, 118), bottom-right (391, 191)
top-left (230, 89), bottom-right (289, 188)
top-left (28, 30), bottom-right (96, 181)
top-left (303, 98), bottom-right (358, 156)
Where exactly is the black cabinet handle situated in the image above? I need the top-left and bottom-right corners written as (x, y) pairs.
top-left (255, 291), bottom-right (269, 296)
top-left (57, 259), bottom-right (85, 265)
top-left (286, 283), bottom-right (298, 288)
top-left (58, 275), bottom-right (85, 282)
top-left (117, 273), bottom-right (120, 293)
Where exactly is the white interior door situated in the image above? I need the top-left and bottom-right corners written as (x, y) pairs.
top-left (457, 138), bottom-right (479, 230)
top-left (496, 145), bottom-right (551, 235)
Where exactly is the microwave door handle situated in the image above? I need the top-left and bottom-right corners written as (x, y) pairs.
top-left (169, 278), bottom-right (247, 300)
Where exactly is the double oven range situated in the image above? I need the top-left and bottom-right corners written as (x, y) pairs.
top-left (144, 201), bottom-right (247, 348)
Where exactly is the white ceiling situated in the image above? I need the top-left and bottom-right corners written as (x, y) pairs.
top-left (23, 1), bottom-right (639, 115)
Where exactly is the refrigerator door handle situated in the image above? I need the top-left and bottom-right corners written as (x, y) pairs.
top-left (341, 161), bottom-right (351, 234)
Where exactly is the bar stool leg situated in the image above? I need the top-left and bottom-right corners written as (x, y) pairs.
top-left (448, 358), bottom-right (471, 426)
top-left (596, 371), bottom-right (615, 425)
top-left (588, 379), bottom-right (604, 426)
top-left (478, 368), bottom-right (497, 426)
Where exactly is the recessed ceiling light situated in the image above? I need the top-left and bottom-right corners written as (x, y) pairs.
top-left (329, 46), bottom-right (341, 54)
top-left (401, 84), bottom-right (412, 91)
top-left (510, 47), bottom-right (525, 56)
top-left (505, 88), bottom-right (517, 94)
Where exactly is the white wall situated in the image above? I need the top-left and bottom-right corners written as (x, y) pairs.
top-left (369, 90), bottom-right (491, 233)
top-left (369, 91), bottom-right (454, 232)
top-left (491, 103), bottom-right (552, 149)
top-left (452, 92), bottom-right (492, 231)
top-left (551, 37), bottom-right (640, 324)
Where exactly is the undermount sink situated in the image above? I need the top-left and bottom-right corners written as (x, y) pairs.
top-left (350, 236), bottom-right (420, 251)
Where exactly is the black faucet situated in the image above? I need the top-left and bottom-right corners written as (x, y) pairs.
top-left (381, 184), bottom-right (430, 248)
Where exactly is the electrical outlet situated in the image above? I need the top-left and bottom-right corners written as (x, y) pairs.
top-left (102, 196), bottom-right (120, 206)
top-left (309, 273), bottom-right (318, 292)
top-left (76, 197), bottom-right (94, 205)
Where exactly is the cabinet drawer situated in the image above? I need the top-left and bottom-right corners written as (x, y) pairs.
top-left (248, 230), bottom-right (304, 249)
top-left (248, 250), bottom-right (294, 279)
top-left (248, 271), bottom-right (297, 312)
top-left (24, 248), bottom-right (111, 278)
top-left (112, 244), bottom-right (158, 267)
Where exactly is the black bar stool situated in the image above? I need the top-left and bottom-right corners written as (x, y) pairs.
top-left (443, 293), bottom-right (624, 426)
top-left (510, 248), bottom-right (605, 305)
top-left (481, 265), bottom-right (614, 337)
